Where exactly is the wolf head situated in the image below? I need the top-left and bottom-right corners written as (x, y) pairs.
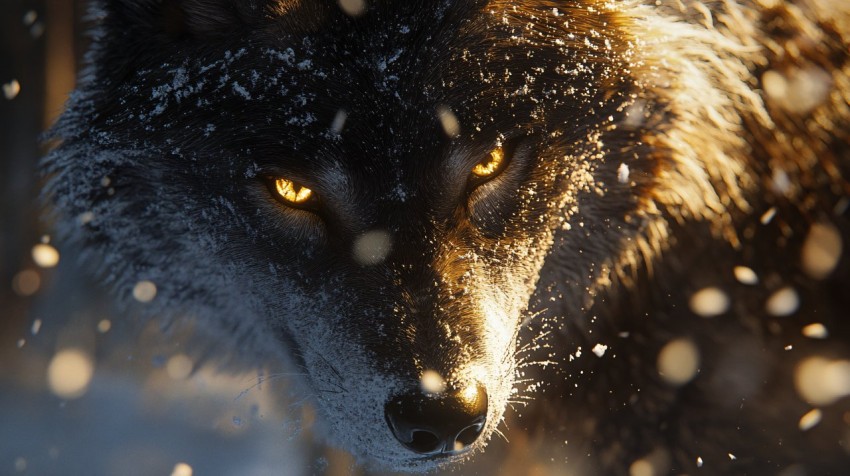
top-left (44, 0), bottom-right (664, 470)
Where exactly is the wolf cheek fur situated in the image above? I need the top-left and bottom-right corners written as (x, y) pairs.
top-left (43, 0), bottom-right (850, 473)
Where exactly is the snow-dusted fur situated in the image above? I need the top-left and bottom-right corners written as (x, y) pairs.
top-left (43, 0), bottom-right (849, 473)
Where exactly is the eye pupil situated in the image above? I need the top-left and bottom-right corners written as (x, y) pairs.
top-left (275, 178), bottom-right (313, 204)
top-left (472, 147), bottom-right (505, 178)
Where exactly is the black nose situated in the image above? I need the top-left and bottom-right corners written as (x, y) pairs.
top-left (385, 382), bottom-right (488, 455)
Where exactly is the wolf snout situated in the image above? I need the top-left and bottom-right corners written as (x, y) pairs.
top-left (385, 382), bottom-right (488, 455)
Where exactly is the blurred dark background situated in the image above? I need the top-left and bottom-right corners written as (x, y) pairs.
top-left (1, 0), bottom-right (81, 334)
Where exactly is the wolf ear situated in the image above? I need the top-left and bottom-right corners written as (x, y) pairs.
top-left (101, 0), bottom-right (280, 39)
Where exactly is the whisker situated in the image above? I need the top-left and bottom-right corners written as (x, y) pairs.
top-left (493, 427), bottom-right (510, 443)
top-left (235, 371), bottom-right (309, 401)
top-left (316, 388), bottom-right (345, 395)
top-left (507, 396), bottom-right (534, 402)
top-left (288, 394), bottom-right (318, 409)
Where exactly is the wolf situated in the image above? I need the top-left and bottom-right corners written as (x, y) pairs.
top-left (43, 0), bottom-right (850, 473)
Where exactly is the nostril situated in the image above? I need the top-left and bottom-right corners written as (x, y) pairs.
top-left (385, 381), bottom-right (488, 455)
top-left (409, 429), bottom-right (441, 454)
top-left (455, 419), bottom-right (485, 448)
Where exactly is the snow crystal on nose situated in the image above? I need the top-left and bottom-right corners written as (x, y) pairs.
top-left (353, 230), bottom-right (393, 265)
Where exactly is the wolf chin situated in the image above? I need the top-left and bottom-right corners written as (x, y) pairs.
top-left (44, 0), bottom-right (849, 473)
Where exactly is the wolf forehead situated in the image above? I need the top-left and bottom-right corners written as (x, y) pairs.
top-left (94, 0), bottom-right (627, 166)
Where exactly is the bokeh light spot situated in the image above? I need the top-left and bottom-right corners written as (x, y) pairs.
top-left (338, 0), bottom-right (366, 17)
top-left (47, 348), bottom-right (94, 399)
top-left (657, 339), bottom-right (700, 386)
top-left (763, 67), bottom-right (832, 114)
top-left (798, 408), bottom-right (823, 431)
top-left (166, 354), bottom-right (194, 380)
top-left (97, 319), bottom-right (112, 333)
top-left (331, 109), bottom-right (348, 134)
top-left (801, 222), bottom-right (842, 280)
top-left (32, 243), bottom-right (60, 268)
top-left (733, 266), bottom-right (758, 285)
top-left (133, 280), bottom-right (158, 303)
top-left (765, 287), bottom-right (799, 317)
top-left (689, 287), bottom-right (729, 317)
top-left (170, 462), bottom-right (193, 476)
top-left (12, 269), bottom-right (41, 296)
top-left (420, 370), bottom-right (446, 394)
top-left (795, 357), bottom-right (850, 405)
top-left (437, 105), bottom-right (461, 138)
top-left (353, 230), bottom-right (392, 266)
top-left (3, 79), bottom-right (21, 100)
top-left (801, 323), bottom-right (828, 339)
top-left (629, 459), bottom-right (654, 476)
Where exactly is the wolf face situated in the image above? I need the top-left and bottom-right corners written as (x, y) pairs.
top-left (45, 1), bottom-right (641, 469)
top-left (44, 0), bottom-right (850, 472)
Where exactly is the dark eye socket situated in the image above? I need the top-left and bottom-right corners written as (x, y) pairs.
top-left (267, 177), bottom-right (320, 211)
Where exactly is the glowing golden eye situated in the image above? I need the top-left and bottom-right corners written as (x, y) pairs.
top-left (274, 178), bottom-right (314, 205)
top-left (471, 147), bottom-right (505, 178)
